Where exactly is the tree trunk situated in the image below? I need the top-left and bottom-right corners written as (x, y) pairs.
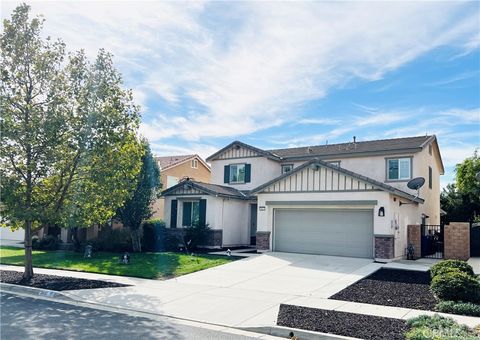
top-left (130, 228), bottom-right (141, 252)
top-left (23, 220), bottom-right (34, 281)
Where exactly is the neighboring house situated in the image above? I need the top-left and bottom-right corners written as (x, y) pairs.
top-left (151, 154), bottom-right (211, 220)
top-left (162, 135), bottom-right (444, 261)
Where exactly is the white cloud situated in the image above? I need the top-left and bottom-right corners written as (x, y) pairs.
top-left (2, 1), bottom-right (478, 142)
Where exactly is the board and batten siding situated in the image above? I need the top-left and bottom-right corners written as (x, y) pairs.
top-left (164, 185), bottom-right (203, 196)
top-left (262, 165), bottom-right (378, 193)
top-left (216, 146), bottom-right (262, 159)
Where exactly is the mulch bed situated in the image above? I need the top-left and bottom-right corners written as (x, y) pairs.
top-left (330, 268), bottom-right (437, 310)
top-left (277, 304), bottom-right (408, 340)
top-left (0, 270), bottom-right (129, 291)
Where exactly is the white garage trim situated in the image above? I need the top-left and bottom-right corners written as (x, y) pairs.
top-left (272, 207), bottom-right (374, 258)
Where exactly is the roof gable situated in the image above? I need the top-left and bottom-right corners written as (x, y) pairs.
top-left (156, 154), bottom-right (210, 172)
top-left (206, 141), bottom-right (281, 162)
top-left (251, 158), bottom-right (424, 203)
top-left (162, 180), bottom-right (249, 199)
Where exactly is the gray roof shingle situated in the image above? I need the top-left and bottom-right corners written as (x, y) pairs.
top-left (268, 135), bottom-right (434, 159)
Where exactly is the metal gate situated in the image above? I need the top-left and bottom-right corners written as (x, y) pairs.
top-left (471, 224), bottom-right (480, 257)
top-left (421, 224), bottom-right (444, 259)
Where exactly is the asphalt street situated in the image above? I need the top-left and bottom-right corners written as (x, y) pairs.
top-left (0, 293), bottom-right (274, 340)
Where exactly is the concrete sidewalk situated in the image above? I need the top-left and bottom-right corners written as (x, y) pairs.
top-left (2, 254), bottom-right (478, 330)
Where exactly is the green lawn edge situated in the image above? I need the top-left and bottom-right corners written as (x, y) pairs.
top-left (0, 246), bottom-right (236, 279)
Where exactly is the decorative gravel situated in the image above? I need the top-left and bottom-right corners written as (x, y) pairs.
top-left (277, 304), bottom-right (408, 340)
top-left (330, 268), bottom-right (437, 310)
top-left (0, 270), bottom-right (129, 291)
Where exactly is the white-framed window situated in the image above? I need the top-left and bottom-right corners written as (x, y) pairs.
top-left (191, 159), bottom-right (198, 168)
top-left (229, 164), bottom-right (246, 183)
top-left (387, 158), bottom-right (411, 181)
top-left (166, 176), bottom-right (179, 188)
top-left (182, 201), bottom-right (200, 226)
top-left (281, 164), bottom-right (293, 174)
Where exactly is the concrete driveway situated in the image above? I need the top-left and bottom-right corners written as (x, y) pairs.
top-left (61, 252), bottom-right (381, 328)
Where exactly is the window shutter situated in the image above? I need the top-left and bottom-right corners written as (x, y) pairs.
top-left (183, 202), bottom-right (192, 226)
top-left (170, 200), bottom-right (178, 228)
top-left (199, 199), bottom-right (207, 226)
top-left (224, 165), bottom-right (230, 183)
top-left (245, 164), bottom-right (251, 183)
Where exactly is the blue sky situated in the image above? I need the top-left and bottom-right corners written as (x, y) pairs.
top-left (2, 1), bottom-right (479, 187)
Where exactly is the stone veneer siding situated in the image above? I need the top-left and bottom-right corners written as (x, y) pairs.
top-left (407, 224), bottom-right (421, 260)
top-left (256, 231), bottom-right (271, 251)
top-left (374, 235), bottom-right (395, 259)
top-left (444, 222), bottom-right (470, 260)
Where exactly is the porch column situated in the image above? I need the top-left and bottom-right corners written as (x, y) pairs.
top-left (407, 224), bottom-right (421, 259)
top-left (444, 222), bottom-right (470, 260)
top-left (256, 231), bottom-right (270, 251)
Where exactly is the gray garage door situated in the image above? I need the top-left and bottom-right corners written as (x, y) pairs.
top-left (274, 209), bottom-right (373, 258)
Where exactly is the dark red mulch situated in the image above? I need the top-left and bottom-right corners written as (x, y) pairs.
top-left (277, 304), bottom-right (408, 340)
top-left (0, 270), bottom-right (129, 291)
top-left (330, 268), bottom-right (437, 310)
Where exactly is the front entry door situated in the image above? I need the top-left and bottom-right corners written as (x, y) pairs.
top-left (250, 204), bottom-right (258, 245)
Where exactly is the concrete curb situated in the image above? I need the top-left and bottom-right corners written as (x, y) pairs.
top-left (1, 283), bottom-right (360, 340)
top-left (0, 282), bottom-right (76, 302)
top-left (240, 326), bottom-right (361, 340)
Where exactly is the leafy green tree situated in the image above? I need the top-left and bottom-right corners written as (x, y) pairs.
top-left (441, 150), bottom-right (480, 223)
top-left (0, 4), bottom-right (142, 280)
top-left (116, 141), bottom-right (161, 252)
top-left (455, 150), bottom-right (480, 206)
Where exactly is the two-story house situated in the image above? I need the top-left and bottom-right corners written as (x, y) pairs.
top-left (162, 135), bottom-right (444, 261)
top-left (151, 154), bottom-right (211, 219)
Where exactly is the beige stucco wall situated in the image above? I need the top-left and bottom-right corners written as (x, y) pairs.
top-left (152, 158), bottom-right (211, 220)
top-left (210, 157), bottom-right (280, 190)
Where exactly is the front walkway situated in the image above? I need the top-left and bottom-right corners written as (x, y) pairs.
top-left (2, 253), bottom-right (479, 329)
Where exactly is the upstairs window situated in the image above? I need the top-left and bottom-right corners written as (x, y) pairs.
top-left (230, 164), bottom-right (246, 183)
top-left (224, 164), bottom-right (251, 184)
top-left (191, 159), bottom-right (198, 168)
top-left (281, 164), bottom-right (293, 174)
top-left (387, 158), bottom-right (411, 181)
top-left (429, 166), bottom-right (432, 189)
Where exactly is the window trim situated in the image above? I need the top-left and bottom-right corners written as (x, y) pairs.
top-left (385, 156), bottom-right (413, 182)
top-left (281, 164), bottom-right (294, 174)
top-left (229, 163), bottom-right (246, 184)
top-left (182, 200), bottom-right (200, 227)
top-left (428, 166), bottom-right (432, 189)
top-left (191, 159), bottom-right (198, 169)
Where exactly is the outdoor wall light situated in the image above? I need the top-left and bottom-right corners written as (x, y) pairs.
top-left (378, 207), bottom-right (385, 217)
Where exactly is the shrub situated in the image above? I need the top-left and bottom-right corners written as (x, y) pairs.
top-left (430, 270), bottom-right (480, 303)
top-left (94, 227), bottom-right (132, 252)
top-left (436, 300), bottom-right (480, 317)
top-left (183, 223), bottom-right (211, 251)
top-left (405, 315), bottom-right (476, 340)
top-left (32, 235), bottom-right (60, 250)
top-left (430, 260), bottom-right (474, 278)
top-left (142, 219), bottom-right (166, 252)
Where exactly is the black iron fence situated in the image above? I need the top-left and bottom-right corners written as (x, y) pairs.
top-left (421, 224), bottom-right (444, 259)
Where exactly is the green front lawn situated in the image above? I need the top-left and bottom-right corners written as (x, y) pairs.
top-left (0, 246), bottom-right (235, 279)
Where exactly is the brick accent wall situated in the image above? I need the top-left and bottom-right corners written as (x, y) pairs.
top-left (256, 231), bottom-right (271, 251)
top-left (374, 236), bottom-right (394, 259)
top-left (407, 224), bottom-right (421, 259)
top-left (165, 228), bottom-right (223, 248)
top-left (444, 222), bottom-right (470, 260)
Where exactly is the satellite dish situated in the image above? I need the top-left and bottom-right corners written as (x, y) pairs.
top-left (407, 177), bottom-right (425, 191)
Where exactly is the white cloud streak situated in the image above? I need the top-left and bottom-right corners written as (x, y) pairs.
top-left (2, 1), bottom-right (478, 143)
